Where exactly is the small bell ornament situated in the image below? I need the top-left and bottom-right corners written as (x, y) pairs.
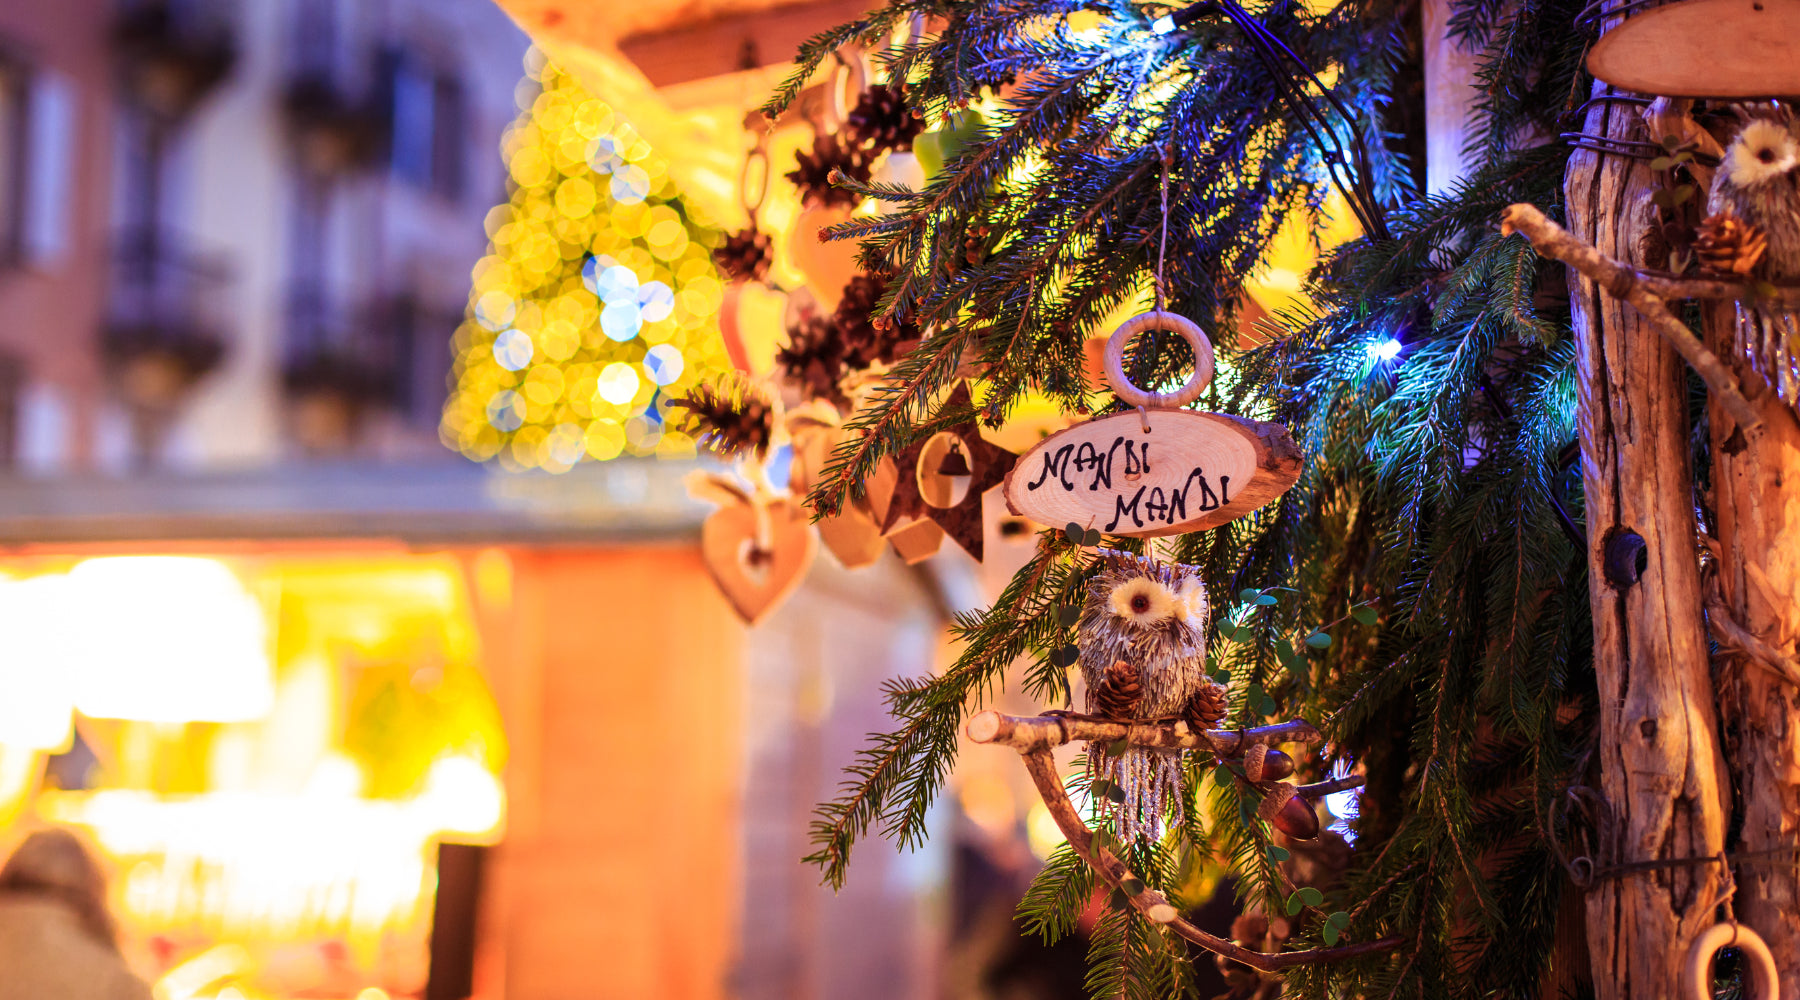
top-left (937, 441), bottom-right (971, 477)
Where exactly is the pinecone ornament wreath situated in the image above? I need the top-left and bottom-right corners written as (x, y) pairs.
top-left (834, 274), bottom-right (915, 368)
top-left (786, 134), bottom-right (871, 210)
top-left (714, 227), bottom-right (774, 284)
top-left (776, 313), bottom-right (850, 408)
top-left (844, 84), bottom-right (924, 154)
top-left (671, 378), bottom-right (774, 460)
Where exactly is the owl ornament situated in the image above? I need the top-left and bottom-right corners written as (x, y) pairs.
top-left (1708, 116), bottom-right (1800, 412)
top-left (1078, 552), bottom-right (1228, 842)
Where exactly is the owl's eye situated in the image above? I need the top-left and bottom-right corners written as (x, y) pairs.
top-left (1109, 577), bottom-right (1177, 625)
top-left (1760, 147), bottom-right (1779, 164)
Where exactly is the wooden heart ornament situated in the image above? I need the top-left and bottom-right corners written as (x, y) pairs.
top-left (689, 472), bottom-right (817, 625)
top-left (1003, 312), bottom-right (1303, 538)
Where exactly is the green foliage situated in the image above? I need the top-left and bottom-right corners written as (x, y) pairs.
top-left (785, 0), bottom-right (1604, 995)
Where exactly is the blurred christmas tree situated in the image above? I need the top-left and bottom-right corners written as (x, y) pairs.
top-left (441, 54), bottom-right (732, 470)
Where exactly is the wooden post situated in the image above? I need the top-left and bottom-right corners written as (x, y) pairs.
top-left (1703, 300), bottom-right (1800, 995)
top-left (1564, 86), bottom-right (1730, 996)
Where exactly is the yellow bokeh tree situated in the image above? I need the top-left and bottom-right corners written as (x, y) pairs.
top-left (442, 55), bottom-right (732, 470)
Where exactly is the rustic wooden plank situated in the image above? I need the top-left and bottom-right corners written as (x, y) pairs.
top-left (1566, 81), bottom-right (1730, 998)
top-left (616, 0), bottom-right (879, 89)
top-left (1703, 298), bottom-right (1800, 996)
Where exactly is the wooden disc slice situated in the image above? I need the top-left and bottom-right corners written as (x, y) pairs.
top-left (1586, 0), bottom-right (1800, 98)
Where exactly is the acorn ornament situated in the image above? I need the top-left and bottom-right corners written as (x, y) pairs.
top-left (1078, 551), bottom-right (1225, 841)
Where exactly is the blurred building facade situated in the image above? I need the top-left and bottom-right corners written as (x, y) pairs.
top-left (0, 0), bottom-right (526, 472)
top-left (0, 2), bottom-right (998, 999)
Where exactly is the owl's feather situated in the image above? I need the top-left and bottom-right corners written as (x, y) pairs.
top-left (1710, 114), bottom-right (1800, 411)
top-left (1075, 551), bottom-right (1215, 841)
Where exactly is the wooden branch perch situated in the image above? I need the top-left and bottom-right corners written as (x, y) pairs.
top-left (1017, 749), bottom-right (1402, 972)
top-left (966, 709), bottom-right (1322, 757)
top-left (1499, 203), bottom-right (1772, 432)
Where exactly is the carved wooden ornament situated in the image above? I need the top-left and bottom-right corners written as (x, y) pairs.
top-left (1002, 312), bottom-right (1303, 538)
top-left (1585, 0), bottom-right (1800, 99)
top-left (689, 472), bottom-right (817, 625)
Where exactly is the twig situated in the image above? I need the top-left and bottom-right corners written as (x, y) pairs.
top-left (1498, 203), bottom-right (1775, 432)
top-left (1019, 750), bottom-right (1403, 972)
top-left (966, 710), bottom-right (1322, 756)
top-left (1705, 595), bottom-right (1800, 687)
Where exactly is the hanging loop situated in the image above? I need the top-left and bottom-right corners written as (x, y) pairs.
top-left (826, 49), bottom-right (870, 130)
top-left (1104, 310), bottom-right (1215, 410)
top-left (740, 143), bottom-right (770, 222)
top-left (1684, 922), bottom-right (1777, 1000)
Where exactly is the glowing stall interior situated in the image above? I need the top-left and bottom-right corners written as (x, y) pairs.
top-left (0, 552), bottom-right (508, 1000)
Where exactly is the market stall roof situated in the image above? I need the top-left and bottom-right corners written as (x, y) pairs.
top-left (0, 459), bottom-right (709, 545)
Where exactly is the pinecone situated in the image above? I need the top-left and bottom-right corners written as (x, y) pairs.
top-left (714, 227), bottom-right (773, 284)
top-left (1182, 679), bottom-right (1229, 731)
top-left (785, 134), bottom-right (871, 211)
top-left (1091, 659), bottom-right (1144, 721)
top-left (776, 314), bottom-right (849, 408)
top-left (1694, 210), bottom-right (1769, 278)
top-left (844, 84), bottom-right (924, 154)
top-left (669, 378), bottom-right (774, 460)
top-left (833, 274), bottom-right (916, 368)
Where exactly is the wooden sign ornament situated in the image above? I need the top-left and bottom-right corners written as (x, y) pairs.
top-left (1003, 311), bottom-right (1302, 538)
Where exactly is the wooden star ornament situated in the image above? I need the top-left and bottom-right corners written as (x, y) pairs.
top-left (881, 382), bottom-right (1017, 561)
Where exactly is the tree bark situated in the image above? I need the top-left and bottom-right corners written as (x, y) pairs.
top-left (1565, 87), bottom-right (1730, 997)
top-left (1703, 300), bottom-right (1800, 995)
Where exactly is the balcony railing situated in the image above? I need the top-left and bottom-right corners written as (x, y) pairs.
top-left (111, 0), bottom-right (238, 120)
top-left (105, 230), bottom-right (230, 380)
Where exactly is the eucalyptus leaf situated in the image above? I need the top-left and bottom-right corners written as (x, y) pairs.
top-left (1059, 605), bottom-right (1081, 628)
top-left (1239, 588), bottom-right (1261, 604)
top-left (1269, 845), bottom-right (1291, 863)
top-left (1352, 605), bottom-right (1377, 626)
top-left (1305, 632), bottom-right (1333, 649)
top-left (1286, 895), bottom-right (1304, 916)
top-left (1255, 593), bottom-right (1279, 606)
top-left (1323, 923), bottom-right (1340, 945)
top-left (1121, 877), bottom-right (1145, 895)
top-left (1298, 887), bottom-right (1324, 907)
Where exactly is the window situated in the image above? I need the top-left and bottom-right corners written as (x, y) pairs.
top-left (0, 52), bottom-right (27, 264)
top-left (0, 50), bottom-right (76, 269)
top-left (381, 46), bottom-right (466, 201)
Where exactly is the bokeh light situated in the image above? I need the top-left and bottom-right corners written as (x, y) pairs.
top-left (442, 52), bottom-right (728, 469)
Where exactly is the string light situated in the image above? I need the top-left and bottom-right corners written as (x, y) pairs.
top-left (441, 52), bottom-right (732, 471)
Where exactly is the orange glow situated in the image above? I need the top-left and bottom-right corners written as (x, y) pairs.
top-left (67, 557), bottom-right (275, 724)
top-left (1, 552), bottom-right (509, 999)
